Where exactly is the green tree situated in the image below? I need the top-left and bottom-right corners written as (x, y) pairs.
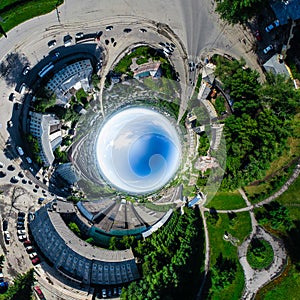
top-left (0, 269), bottom-right (35, 300)
top-left (68, 222), bottom-right (81, 237)
top-left (216, 0), bottom-right (268, 24)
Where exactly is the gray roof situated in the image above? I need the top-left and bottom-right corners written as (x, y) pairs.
top-left (56, 200), bottom-right (76, 214)
top-left (263, 55), bottom-right (290, 76)
top-left (47, 208), bottom-right (134, 262)
top-left (270, 0), bottom-right (300, 25)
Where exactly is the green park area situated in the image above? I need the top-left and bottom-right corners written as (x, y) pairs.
top-left (253, 176), bottom-right (300, 299)
top-left (206, 191), bottom-right (245, 210)
top-left (0, 0), bottom-right (63, 36)
top-left (205, 211), bottom-right (251, 299)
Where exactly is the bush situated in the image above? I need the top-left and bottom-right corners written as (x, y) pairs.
top-left (247, 238), bottom-right (274, 269)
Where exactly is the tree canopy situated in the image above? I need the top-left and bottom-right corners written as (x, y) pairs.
top-left (214, 56), bottom-right (300, 190)
top-left (215, 0), bottom-right (268, 24)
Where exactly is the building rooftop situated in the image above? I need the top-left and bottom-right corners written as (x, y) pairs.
top-left (56, 200), bottom-right (76, 214)
top-left (263, 54), bottom-right (290, 76)
top-left (46, 207), bottom-right (134, 262)
top-left (270, 0), bottom-right (300, 25)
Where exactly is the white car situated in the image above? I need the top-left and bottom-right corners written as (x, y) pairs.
top-left (22, 66), bottom-right (30, 75)
top-left (263, 44), bottom-right (274, 54)
top-left (105, 25), bottom-right (113, 31)
top-left (18, 234), bottom-right (27, 241)
top-left (17, 229), bottom-right (26, 235)
top-left (0, 162), bottom-right (5, 168)
top-left (16, 146), bottom-right (24, 156)
top-left (29, 252), bottom-right (38, 259)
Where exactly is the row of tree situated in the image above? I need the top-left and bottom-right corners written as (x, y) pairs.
top-left (214, 57), bottom-right (299, 190)
top-left (121, 207), bottom-right (204, 300)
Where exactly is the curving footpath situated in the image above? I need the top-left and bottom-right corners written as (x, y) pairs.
top-left (199, 160), bottom-right (300, 299)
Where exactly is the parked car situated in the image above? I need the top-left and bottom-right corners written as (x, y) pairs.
top-left (102, 288), bottom-right (107, 298)
top-left (9, 93), bottom-right (15, 101)
top-left (17, 230), bottom-right (26, 236)
top-left (48, 40), bottom-right (56, 48)
top-left (16, 146), bottom-right (24, 156)
top-left (265, 19), bottom-right (280, 32)
top-left (18, 211), bottom-right (26, 217)
top-left (105, 25), bottom-right (113, 31)
top-left (22, 65), bottom-right (30, 75)
top-left (2, 220), bottom-right (8, 231)
top-left (4, 231), bottom-right (10, 243)
top-left (26, 246), bottom-right (34, 253)
top-left (33, 285), bottom-right (45, 299)
top-left (139, 28), bottom-right (147, 33)
top-left (23, 240), bottom-right (32, 246)
top-left (18, 234), bottom-right (27, 241)
top-left (31, 257), bottom-right (40, 265)
top-left (25, 157), bottom-right (32, 164)
top-left (38, 198), bottom-right (45, 204)
top-left (0, 162), bottom-right (4, 168)
top-left (29, 252), bottom-right (38, 259)
top-left (7, 120), bottom-right (13, 128)
top-left (254, 30), bottom-right (262, 41)
top-left (123, 28), bottom-right (132, 33)
top-left (12, 176), bottom-right (20, 183)
top-left (263, 44), bottom-right (274, 54)
top-left (75, 32), bottom-right (84, 38)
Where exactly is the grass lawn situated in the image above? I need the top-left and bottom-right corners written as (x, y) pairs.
top-left (206, 212), bottom-right (252, 299)
top-left (276, 175), bottom-right (300, 205)
top-left (256, 262), bottom-right (300, 300)
top-left (0, 0), bottom-right (63, 35)
top-left (206, 191), bottom-right (246, 210)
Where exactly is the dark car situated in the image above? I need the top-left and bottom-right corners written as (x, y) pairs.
top-left (123, 28), bottom-right (132, 33)
top-left (38, 197), bottom-right (45, 204)
top-left (2, 220), bottom-right (8, 231)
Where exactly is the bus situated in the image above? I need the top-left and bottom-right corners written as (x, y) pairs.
top-left (38, 63), bottom-right (54, 78)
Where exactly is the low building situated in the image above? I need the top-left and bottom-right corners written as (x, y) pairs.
top-left (46, 59), bottom-right (93, 104)
top-left (263, 54), bottom-right (290, 77)
top-left (29, 112), bottom-right (62, 166)
top-left (30, 201), bottom-right (140, 286)
top-left (133, 62), bottom-right (161, 80)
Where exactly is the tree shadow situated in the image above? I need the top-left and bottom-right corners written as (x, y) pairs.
top-left (282, 220), bottom-right (300, 270)
top-left (0, 52), bottom-right (29, 88)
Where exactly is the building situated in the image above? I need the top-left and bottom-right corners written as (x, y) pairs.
top-left (133, 62), bottom-right (161, 80)
top-left (263, 54), bottom-right (290, 77)
top-left (29, 112), bottom-right (62, 166)
top-left (270, 0), bottom-right (300, 25)
top-left (54, 162), bottom-right (79, 185)
top-left (30, 200), bottom-right (140, 286)
top-left (46, 59), bottom-right (93, 104)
